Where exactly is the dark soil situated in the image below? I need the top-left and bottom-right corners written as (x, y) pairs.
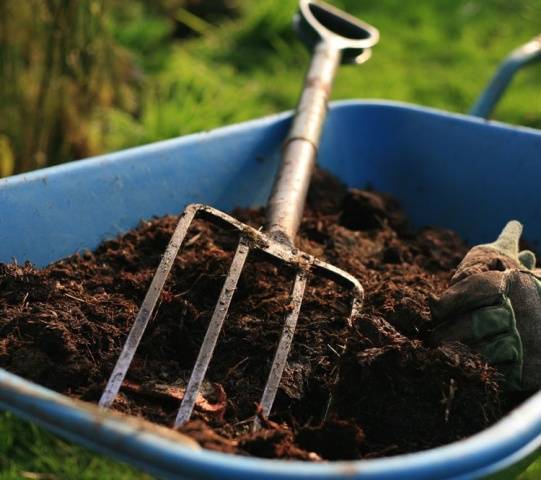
top-left (0, 170), bottom-right (519, 460)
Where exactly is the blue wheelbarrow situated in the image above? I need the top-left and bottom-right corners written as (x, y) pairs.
top-left (1, 7), bottom-right (541, 479)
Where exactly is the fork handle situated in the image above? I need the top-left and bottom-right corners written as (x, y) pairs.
top-left (264, 42), bottom-right (340, 245)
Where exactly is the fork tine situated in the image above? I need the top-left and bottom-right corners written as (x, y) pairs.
top-left (99, 206), bottom-right (198, 409)
top-left (254, 269), bottom-right (308, 429)
top-left (174, 237), bottom-right (250, 428)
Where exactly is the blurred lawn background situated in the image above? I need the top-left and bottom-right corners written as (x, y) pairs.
top-left (1, 0), bottom-right (541, 478)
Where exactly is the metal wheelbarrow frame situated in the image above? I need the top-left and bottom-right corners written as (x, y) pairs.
top-left (1, 38), bottom-right (541, 480)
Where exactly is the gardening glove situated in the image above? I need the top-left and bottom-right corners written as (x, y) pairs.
top-left (430, 220), bottom-right (541, 391)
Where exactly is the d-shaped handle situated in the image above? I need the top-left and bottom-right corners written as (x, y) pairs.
top-left (295, 0), bottom-right (379, 64)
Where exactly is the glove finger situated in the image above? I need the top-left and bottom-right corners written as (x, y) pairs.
top-left (432, 303), bottom-right (514, 345)
top-left (488, 220), bottom-right (522, 258)
top-left (450, 221), bottom-right (523, 284)
top-left (452, 247), bottom-right (520, 284)
top-left (430, 270), bottom-right (507, 321)
top-left (518, 250), bottom-right (536, 270)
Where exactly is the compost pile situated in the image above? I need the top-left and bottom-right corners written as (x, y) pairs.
top-left (0, 170), bottom-right (521, 461)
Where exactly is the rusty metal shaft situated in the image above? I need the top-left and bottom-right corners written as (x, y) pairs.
top-left (265, 42), bottom-right (340, 245)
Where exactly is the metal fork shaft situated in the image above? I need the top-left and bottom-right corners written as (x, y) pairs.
top-left (174, 238), bottom-right (250, 428)
top-left (256, 269), bottom-right (307, 429)
top-left (265, 42), bottom-right (340, 244)
top-left (99, 207), bottom-right (198, 409)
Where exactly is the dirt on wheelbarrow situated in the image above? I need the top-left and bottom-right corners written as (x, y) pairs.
top-left (0, 169), bottom-right (525, 461)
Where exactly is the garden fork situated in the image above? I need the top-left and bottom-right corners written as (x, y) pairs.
top-left (99, 0), bottom-right (378, 429)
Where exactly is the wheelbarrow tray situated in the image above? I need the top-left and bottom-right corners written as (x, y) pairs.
top-left (1, 100), bottom-right (541, 479)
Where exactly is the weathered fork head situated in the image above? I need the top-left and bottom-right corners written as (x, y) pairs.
top-left (99, 0), bottom-right (377, 431)
top-left (99, 204), bottom-right (364, 427)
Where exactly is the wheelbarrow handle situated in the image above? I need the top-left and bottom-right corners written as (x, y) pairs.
top-left (470, 34), bottom-right (541, 119)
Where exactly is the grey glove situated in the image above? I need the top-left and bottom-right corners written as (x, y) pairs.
top-left (430, 221), bottom-right (541, 391)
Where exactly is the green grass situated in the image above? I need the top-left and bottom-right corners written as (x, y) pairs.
top-left (2, 0), bottom-right (541, 478)
top-left (101, 0), bottom-right (541, 154)
top-left (520, 459), bottom-right (541, 480)
top-left (0, 412), bottom-right (149, 479)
